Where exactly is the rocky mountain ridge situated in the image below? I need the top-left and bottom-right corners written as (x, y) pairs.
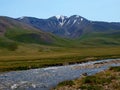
top-left (18, 15), bottom-right (120, 38)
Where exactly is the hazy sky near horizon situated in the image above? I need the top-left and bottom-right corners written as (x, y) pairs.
top-left (0, 0), bottom-right (120, 22)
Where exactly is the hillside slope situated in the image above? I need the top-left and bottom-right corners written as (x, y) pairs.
top-left (17, 15), bottom-right (120, 46)
top-left (0, 16), bottom-right (120, 49)
top-left (0, 16), bottom-right (70, 50)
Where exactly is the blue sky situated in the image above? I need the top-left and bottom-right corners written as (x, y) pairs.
top-left (0, 0), bottom-right (120, 22)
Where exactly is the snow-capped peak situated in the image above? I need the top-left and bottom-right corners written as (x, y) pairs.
top-left (54, 15), bottom-right (68, 26)
top-left (55, 15), bottom-right (67, 20)
top-left (18, 16), bottom-right (26, 20)
top-left (76, 15), bottom-right (80, 18)
top-left (55, 15), bottom-right (61, 19)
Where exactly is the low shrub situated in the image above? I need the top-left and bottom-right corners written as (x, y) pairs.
top-left (109, 66), bottom-right (120, 72)
top-left (82, 76), bottom-right (111, 84)
top-left (80, 85), bottom-right (102, 90)
top-left (0, 41), bottom-right (18, 51)
top-left (58, 80), bottom-right (75, 86)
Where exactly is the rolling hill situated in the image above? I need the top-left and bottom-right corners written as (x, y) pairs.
top-left (0, 15), bottom-right (120, 50)
top-left (0, 16), bottom-right (70, 50)
top-left (18, 15), bottom-right (120, 46)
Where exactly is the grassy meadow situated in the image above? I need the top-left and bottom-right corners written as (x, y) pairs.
top-left (0, 44), bottom-right (120, 72)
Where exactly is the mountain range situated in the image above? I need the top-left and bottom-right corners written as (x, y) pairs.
top-left (0, 15), bottom-right (120, 49)
top-left (18, 15), bottom-right (120, 38)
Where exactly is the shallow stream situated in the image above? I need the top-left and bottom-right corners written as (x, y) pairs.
top-left (0, 59), bottom-right (120, 90)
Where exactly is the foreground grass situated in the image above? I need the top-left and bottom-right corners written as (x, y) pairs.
top-left (0, 46), bottom-right (120, 72)
top-left (54, 66), bottom-right (120, 90)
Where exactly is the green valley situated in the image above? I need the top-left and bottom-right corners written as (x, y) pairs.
top-left (0, 16), bottom-right (120, 72)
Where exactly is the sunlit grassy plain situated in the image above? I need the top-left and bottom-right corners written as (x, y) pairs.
top-left (0, 43), bottom-right (120, 72)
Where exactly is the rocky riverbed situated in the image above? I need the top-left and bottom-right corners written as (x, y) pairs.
top-left (0, 59), bottom-right (120, 90)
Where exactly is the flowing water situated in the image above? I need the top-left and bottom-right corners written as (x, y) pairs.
top-left (0, 59), bottom-right (120, 90)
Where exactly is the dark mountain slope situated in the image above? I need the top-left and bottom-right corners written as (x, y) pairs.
top-left (18, 15), bottom-right (91, 38)
top-left (0, 16), bottom-right (66, 47)
top-left (18, 15), bottom-right (120, 39)
top-left (0, 15), bottom-right (120, 48)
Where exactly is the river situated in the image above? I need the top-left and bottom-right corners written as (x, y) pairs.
top-left (0, 59), bottom-right (120, 90)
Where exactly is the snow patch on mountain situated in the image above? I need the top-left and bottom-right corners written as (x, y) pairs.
top-left (55, 15), bottom-right (61, 20)
top-left (71, 19), bottom-right (77, 25)
top-left (66, 20), bottom-right (70, 24)
top-left (55, 15), bottom-right (67, 20)
top-left (18, 16), bottom-right (26, 20)
top-left (59, 20), bottom-right (66, 26)
top-left (81, 18), bottom-right (83, 21)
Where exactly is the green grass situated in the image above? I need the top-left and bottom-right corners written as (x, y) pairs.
top-left (109, 66), bottom-right (120, 72)
top-left (82, 75), bottom-right (111, 84)
top-left (0, 36), bottom-right (18, 51)
top-left (80, 85), bottom-right (102, 90)
top-left (4, 27), bottom-right (54, 45)
top-left (0, 45), bottom-right (120, 72)
top-left (77, 31), bottom-right (120, 46)
top-left (3, 26), bottom-right (120, 48)
top-left (57, 80), bottom-right (75, 87)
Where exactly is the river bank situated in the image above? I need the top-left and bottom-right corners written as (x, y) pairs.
top-left (0, 55), bottom-right (120, 72)
top-left (54, 66), bottom-right (120, 90)
top-left (0, 58), bottom-right (120, 90)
